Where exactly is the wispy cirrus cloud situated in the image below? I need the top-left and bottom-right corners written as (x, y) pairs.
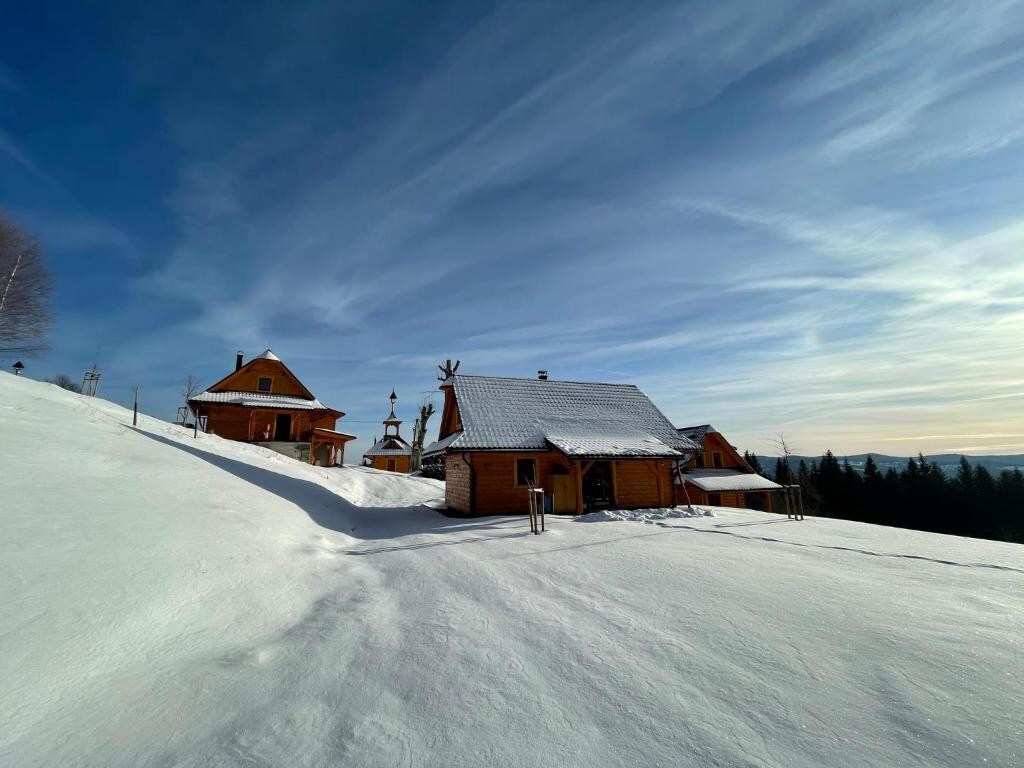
top-left (5, 0), bottom-right (1024, 459)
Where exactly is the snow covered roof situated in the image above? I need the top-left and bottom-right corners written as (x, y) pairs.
top-left (424, 375), bottom-right (698, 458)
top-left (423, 430), bottom-right (462, 456)
top-left (189, 390), bottom-right (332, 410)
top-left (545, 429), bottom-right (683, 458)
top-left (256, 349), bottom-right (280, 361)
top-left (677, 424), bottom-right (717, 446)
top-left (312, 427), bottom-right (357, 439)
top-left (679, 469), bottom-right (781, 492)
top-left (363, 435), bottom-right (413, 457)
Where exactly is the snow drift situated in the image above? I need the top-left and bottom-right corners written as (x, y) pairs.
top-left (1, 373), bottom-right (1022, 767)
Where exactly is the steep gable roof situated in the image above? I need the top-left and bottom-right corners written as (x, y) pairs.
top-left (677, 424), bottom-right (716, 447)
top-left (425, 375), bottom-right (698, 458)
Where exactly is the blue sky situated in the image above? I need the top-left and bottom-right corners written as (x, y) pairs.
top-left (2, 0), bottom-right (1024, 459)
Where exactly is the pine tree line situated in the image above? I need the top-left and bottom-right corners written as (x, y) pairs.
top-left (747, 451), bottom-right (1024, 544)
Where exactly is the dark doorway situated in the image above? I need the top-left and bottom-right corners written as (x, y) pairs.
top-left (274, 413), bottom-right (292, 440)
top-left (582, 461), bottom-right (614, 510)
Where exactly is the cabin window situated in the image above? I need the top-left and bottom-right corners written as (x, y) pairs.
top-left (258, 377), bottom-right (272, 393)
top-left (694, 454), bottom-right (705, 468)
top-left (712, 452), bottom-right (722, 468)
top-left (515, 458), bottom-right (537, 487)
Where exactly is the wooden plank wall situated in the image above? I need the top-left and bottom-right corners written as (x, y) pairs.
top-left (614, 460), bottom-right (674, 508)
top-left (211, 359), bottom-right (311, 397)
top-left (444, 452), bottom-right (673, 515)
top-left (367, 455), bottom-right (412, 473)
top-left (200, 406), bottom-right (337, 441)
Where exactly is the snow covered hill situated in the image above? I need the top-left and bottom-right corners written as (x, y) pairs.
top-left (2, 373), bottom-right (1022, 767)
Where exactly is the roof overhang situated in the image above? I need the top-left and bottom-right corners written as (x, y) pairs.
top-left (678, 469), bottom-right (782, 492)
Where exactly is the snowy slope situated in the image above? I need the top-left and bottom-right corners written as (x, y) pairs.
top-left (1, 373), bottom-right (1022, 767)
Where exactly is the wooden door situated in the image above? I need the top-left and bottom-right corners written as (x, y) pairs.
top-left (552, 475), bottom-right (576, 513)
top-left (274, 413), bottom-right (292, 440)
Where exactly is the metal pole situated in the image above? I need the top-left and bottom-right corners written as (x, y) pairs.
top-left (132, 386), bottom-right (139, 427)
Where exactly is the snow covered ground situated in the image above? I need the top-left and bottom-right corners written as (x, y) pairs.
top-left (1, 373), bottom-right (1022, 767)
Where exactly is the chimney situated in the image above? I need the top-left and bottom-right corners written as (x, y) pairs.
top-left (537, 370), bottom-right (548, 380)
top-left (235, 351), bottom-right (244, 371)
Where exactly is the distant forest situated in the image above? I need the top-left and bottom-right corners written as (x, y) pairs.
top-left (744, 451), bottom-right (1024, 545)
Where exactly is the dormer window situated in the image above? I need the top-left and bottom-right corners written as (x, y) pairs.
top-left (258, 377), bottom-right (272, 393)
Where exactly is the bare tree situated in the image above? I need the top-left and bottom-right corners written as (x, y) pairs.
top-left (182, 374), bottom-right (200, 401)
top-left (410, 401), bottom-right (436, 472)
top-left (47, 373), bottom-right (83, 393)
top-left (772, 433), bottom-right (794, 461)
top-left (0, 211), bottom-right (53, 355)
top-left (437, 358), bottom-right (460, 381)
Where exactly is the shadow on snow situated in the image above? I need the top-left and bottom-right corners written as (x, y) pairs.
top-left (130, 428), bottom-right (520, 543)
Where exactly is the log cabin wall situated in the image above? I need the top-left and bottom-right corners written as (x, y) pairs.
top-left (470, 452), bottom-right (568, 514)
top-left (367, 455), bottom-right (412, 473)
top-left (198, 405), bottom-right (335, 441)
top-left (443, 452), bottom-right (673, 515)
top-left (681, 487), bottom-right (747, 508)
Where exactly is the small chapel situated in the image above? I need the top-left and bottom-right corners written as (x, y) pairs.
top-left (361, 390), bottom-right (414, 473)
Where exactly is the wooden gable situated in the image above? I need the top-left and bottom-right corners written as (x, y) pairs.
top-left (207, 357), bottom-right (315, 399)
top-left (697, 431), bottom-right (752, 471)
top-left (437, 382), bottom-right (463, 439)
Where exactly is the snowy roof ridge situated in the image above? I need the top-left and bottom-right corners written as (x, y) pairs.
top-left (444, 373), bottom-right (641, 389)
top-left (189, 390), bottom-right (331, 410)
top-left (363, 434), bottom-right (413, 457)
top-left (256, 349), bottom-right (280, 361)
top-left (677, 424), bottom-right (716, 446)
top-left (427, 374), bottom-right (698, 457)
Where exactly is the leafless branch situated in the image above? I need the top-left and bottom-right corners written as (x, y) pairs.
top-left (0, 211), bottom-right (53, 354)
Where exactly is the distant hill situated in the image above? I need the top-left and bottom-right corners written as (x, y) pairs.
top-left (753, 453), bottom-right (1024, 478)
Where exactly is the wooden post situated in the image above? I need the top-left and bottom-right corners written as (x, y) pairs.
top-left (784, 486), bottom-right (793, 519)
top-left (528, 488), bottom-right (542, 534)
top-left (132, 385), bottom-right (139, 427)
top-left (796, 484), bottom-right (805, 520)
top-left (574, 462), bottom-right (584, 516)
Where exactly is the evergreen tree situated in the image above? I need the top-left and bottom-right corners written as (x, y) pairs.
top-left (774, 457), bottom-right (792, 485)
top-left (743, 451), bottom-right (765, 475)
top-left (862, 455), bottom-right (885, 524)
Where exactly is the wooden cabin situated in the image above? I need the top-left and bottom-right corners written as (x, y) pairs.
top-left (675, 424), bottom-right (781, 509)
top-left (423, 372), bottom-right (700, 516)
top-left (188, 349), bottom-right (356, 466)
top-left (362, 390), bottom-right (413, 473)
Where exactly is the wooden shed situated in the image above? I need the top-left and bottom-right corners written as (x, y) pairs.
top-left (188, 349), bottom-right (356, 465)
top-left (362, 390), bottom-right (413, 473)
top-left (423, 373), bottom-right (700, 516)
top-left (675, 424), bottom-right (781, 509)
